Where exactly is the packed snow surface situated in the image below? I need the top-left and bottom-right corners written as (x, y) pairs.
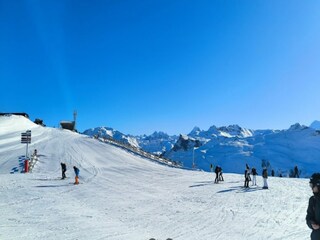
top-left (0, 116), bottom-right (313, 240)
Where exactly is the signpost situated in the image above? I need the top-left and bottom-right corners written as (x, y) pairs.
top-left (21, 130), bottom-right (31, 173)
top-left (21, 130), bottom-right (31, 156)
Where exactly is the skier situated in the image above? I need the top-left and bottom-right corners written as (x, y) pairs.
top-left (251, 167), bottom-right (257, 186)
top-left (262, 167), bottom-right (268, 189)
top-left (60, 162), bottom-right (67, 179)
top-left (218, 167), bottom-right (224, 181)
top-left (306, 173), bottom-right (320, 240)
top-left (246, 163), bottom-right (250, 170)
top-left (210, 163), bottom-right (213, 172)
top-left (294, 166), bottom-right (299, 178)
top-left (214, 166), bottom-right (220, 183)
top-left (73, 166), bottom-right (80, 185)
top-left (244, 166), bottom-right (250, 188)
top-left (245, 163), bottom-right (251, 180)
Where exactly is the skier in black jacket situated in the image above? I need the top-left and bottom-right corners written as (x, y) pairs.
top-left (61, 162), bottom-right (67, 179)
top-left (244, 166), bottom-right (250, 188)
top-left (214, 166), bottom-right (220, 183)
top-left (306, 173), bottom-right (320, 239)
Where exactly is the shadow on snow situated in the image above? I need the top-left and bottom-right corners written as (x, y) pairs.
top-left (217, 186), bottom-right (264, 193)
top-left (35, 184), bottom-right (71, 188)
top-left (189, 181), bottom-right (215, 188)
top-left (189, 180), bottom-right (265, 193)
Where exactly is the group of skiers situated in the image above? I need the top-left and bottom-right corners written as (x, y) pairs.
top-left (243, 163), bottom-right (268, 189)
top-left (210, 163), bottom-right (269, 189)
top-left (60, 162), bottom-right (80, 185)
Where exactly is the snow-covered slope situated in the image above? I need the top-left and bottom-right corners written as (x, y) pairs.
top-left (0, 116), bottom-right (314, 240)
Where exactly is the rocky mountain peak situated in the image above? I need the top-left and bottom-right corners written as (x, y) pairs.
top-left (288, 123), bottom-right (308, 131)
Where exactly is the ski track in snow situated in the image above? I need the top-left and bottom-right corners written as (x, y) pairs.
top-left (0, 116), bottom-right (314, 239)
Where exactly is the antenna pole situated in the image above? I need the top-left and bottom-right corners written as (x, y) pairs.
top-left (73, 110), bottom-right (77, 130)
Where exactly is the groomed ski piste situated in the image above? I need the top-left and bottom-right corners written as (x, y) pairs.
top-left (0, 115), bottom-right (313, 240)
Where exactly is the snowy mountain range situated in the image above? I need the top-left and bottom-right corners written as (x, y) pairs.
top-left (83, 122), bottom-right (320, 177)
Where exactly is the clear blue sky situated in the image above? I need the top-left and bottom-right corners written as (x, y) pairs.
top-left (1, 0), bottom-right (320, 135)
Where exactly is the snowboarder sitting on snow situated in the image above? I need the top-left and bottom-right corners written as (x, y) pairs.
top-left (61, 162), bottom-right (67, 179)
top-left (73, 166), bottom-right (80, 185)
top-left (306, 173), bottom-right (320, 240)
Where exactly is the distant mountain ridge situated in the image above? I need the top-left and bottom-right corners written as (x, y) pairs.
top-left (83, 121), bottom-right (320, 177)
top-left (135, 131), bottom-right (178, 155)
top-left (310, 120), bottom-right (320, 130)
top-left (83, 127), bottom-right (139, 148)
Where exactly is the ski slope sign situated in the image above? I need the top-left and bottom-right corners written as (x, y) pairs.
top-left (21, 130), bottom-right (31, 144)
top-left (21, 130), bottom-right (31, 158)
